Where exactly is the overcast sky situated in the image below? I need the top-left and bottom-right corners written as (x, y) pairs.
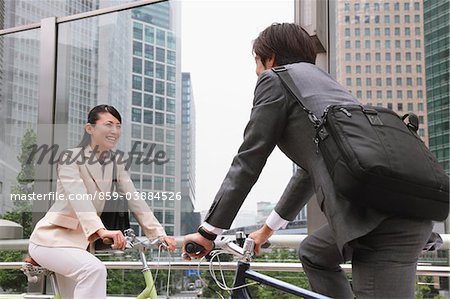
top-left (180, 0), bottom-right (295, 219)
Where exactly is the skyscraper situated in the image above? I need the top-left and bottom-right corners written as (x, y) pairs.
top-left (128, 2), bottom-right (182, 236)
top-left (180, 72), bottom-right (199, 234)
top-left (335, 0), bottom-right (428, 143)
top-left (423, 0), bottom-right (449, 173)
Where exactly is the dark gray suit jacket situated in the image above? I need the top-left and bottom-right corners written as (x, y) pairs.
top-left (205, 62), bottom-right (388, 250)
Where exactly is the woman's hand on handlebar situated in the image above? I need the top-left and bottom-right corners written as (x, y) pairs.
top-left (159, 235), bottom-right (177, 251)
top-left (248, 224), bottom-right (274, 256)
top-left (96, 228), bottom-right (127, 250)
top-left (182, 232), bottom-right (214, 260)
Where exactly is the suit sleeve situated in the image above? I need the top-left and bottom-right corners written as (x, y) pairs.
top-left (115, 162), bottom-right (166, 238)
top-left (274, 167), bottom-right (314, 221)
top-left (204, 71), bottom-right (289, 229)
top-left (57, 153), bottom-right (105, 241)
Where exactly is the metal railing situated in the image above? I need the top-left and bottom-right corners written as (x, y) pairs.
top-left (0, 235), bottom-right (449, 277)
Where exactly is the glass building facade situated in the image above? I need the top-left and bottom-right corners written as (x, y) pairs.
top-left (128, 2), bottom-right (181, 236)
top-left (424, 0), bottom-right (449, 173)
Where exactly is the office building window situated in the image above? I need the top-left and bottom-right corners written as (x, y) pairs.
top-left (155, 96), bottom-right (165, 111)
top-left (356, 53), bottom-right (361, 61)
top-left (356, 65), bottom-right (361, 73)
top-left (394, 15), bottom-right (400, 23)
top-left (366, 78), bottom-right (372, 86)
top-left (155, 112), bottom-right (164, 125)
top-left (418, 103), bottom-right (423, 111)
top-left (395, 27), bottom-right (400, 36)
top-left (404, 2), bottom-right (410, 10)
top-left (144, 94), bottom-right (153, 108)
top-left (132, 108), bottom-right (142, 123)
top-left (355, 40), bottom-right (360, 49)
top-left (406, 65), bottom-right (412, 73)
top-left (386, 65), bottom-right (392, 73)
top-left (407, 90), bottom-right (413, 99)
top-left (417, 78), bottom-right (422, 86)
top-left (364, 28), bottom-right (370, 36)
top-left (356, 78), bottom-right (362, 86)
top-left (385, 53), bottom-right (391, 61)
top-left (133, 22), bottom-right (143, 40)
top-left (397, 103), bottom-right (403, 111)
top-left (374, 3), bottom-right (380, 11)
top-left (387, 91), bottom-right (392, 98)
top-left (133, 41), bottom-right (142, 56)
top-left (144, 78), bottom-right (153, 93)
top-left (407, 78), bottom-right (413, 86)
top-left (345, 16), bottom-right (350, 23)
top-left (385, 28), bottom-right (390, 36)
top-left (132, 124), bottom-right (141, 139)
top-left (133, 75), bottom-right (142, 90)
top-left (354, 3), bottom-right (360, 11)
top-left (405, 40), bottom-right (411, 48)
top-left (356, 90), bottom-right (362, 98)
top-left (365, 15), bottom-right (370, 23)
top-left (346, 66), bottom-right (351, 74)
top-left (414, 15), bottom-right (420, 23)
top-left (396, 78), bottom-right (402, 86)
top-left (344, 2), bottom-right (350, 11)
top-left (415, 27), bottom-right (420, 36)
top-left (375, 53), bottom-right (381, 61)
top-left (417, 90), bottom-right (423, 98)
top-left (385, 40), bottom-right (391, 48)
top-left (346, 78), bottom-right (352, 86)
top-left (384, 15), bottom-right (390, 23)
top-left (144, 60), bottom-right (153, 76)
top-left (345, 53), bottom-right (351, 61)
top-left (345, 28), bottom-right (350, 36)
top-left (416, 65), bottom-right (422, 73)
top-left (386, 78), bottom-right (392, 86)
top-left (405, 15), bottom-right (410, 23)
top-left (397, 90), bottom-right (403, 99)
top-left (395, 53), bottom-right (401, 61)
top-left (143, 110), bottom-right (153, 124)
top-left (387, 103), bottom-right (393, 110)
top-left (416, 52), bottom-right (421, 60)
top-left (366, 65), bottom-right (371, 74)
top-left (415, 40), bottom-right (421, 48)
top-left (355, 16), bottom-right (360, 23)
top-left (132, 91), bottom-right (142, 106)
top-left (394, 2), bottom-right (400, 11)
top-left (133, 57), bottom-right (142, 74)
top-left (377, 90), bottom-right (382, 98)
top-left (376, 65), bottom-right (382, 73)
top-left (355, 28), bottom-right (360, 36)
top-left (414, 2), bottom-right (420, 10)
top-left (405, 28), bottom-right (411, 36)
top-left (345, 41), bottom-right (351, 49)
top-left (365, 40), bottom-right (371, 48)
top-left (376, 78), bottom-right (382, 86)
top-left (143, 126), bottom-right (153, 141)
top-left (375, 27), bottom-right (380, 35)
top-left (375, 40), bottom-right (381, 48)
top-left (395, 40), bottom-right (401, 48)
top-left (396, 65), bottom-right (402, 73)
top-left (366, 91), bottom-right (372, 99)
top-left (145, 26), bottom-right (154, 44)
top-left (144, 44), bottom-right (153, 60)
top-left (408, 102), bottom-right (413, 111)
top-left (384, 3), bottom-right (390, 11)
top-left (365, 53), bottom-right (371, 61)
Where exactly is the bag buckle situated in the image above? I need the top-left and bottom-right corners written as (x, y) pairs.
top-left (363, 108), bottom-right (383, 126)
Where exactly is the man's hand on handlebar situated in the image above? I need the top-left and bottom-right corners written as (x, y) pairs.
top-left (248, 224), bottom-right (274, 256)
top-left (182, 232), bottom-right (214, 260)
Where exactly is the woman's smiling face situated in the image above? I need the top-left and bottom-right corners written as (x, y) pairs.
top-left (85, 112), bottom-right (121, 152)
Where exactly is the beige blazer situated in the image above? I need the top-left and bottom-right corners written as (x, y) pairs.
top-left (30, 146), bottom-right (166, 250)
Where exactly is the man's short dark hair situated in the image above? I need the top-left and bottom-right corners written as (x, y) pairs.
top-left (253, 23), bottom-right (317, 67)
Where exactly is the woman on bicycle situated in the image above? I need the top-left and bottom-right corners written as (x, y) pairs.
top-left (29, 104), bottom-right (176, 298)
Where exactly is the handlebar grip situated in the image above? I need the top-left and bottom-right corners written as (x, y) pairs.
top-left (185, 242), bottom-right (205, 254)
top-left (102, 238), bottom-right (113, 245)
top-left (261, 241), bottom-right (271, 248)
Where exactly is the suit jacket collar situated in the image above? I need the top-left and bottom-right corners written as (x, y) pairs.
top-left (83, 145), bottom-right (114, 193)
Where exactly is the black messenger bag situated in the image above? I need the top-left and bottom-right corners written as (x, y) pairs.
top-left (273, 66), bottom-right (449, 221)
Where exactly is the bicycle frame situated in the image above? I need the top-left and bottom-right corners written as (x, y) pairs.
top-left (230, 261), bottom-right (331, 299)
top-left (137, 249), bottom-right (158, 299)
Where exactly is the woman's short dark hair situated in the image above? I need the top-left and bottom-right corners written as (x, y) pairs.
top-left (77, 104), bottom-right (122, 148)
top-left (252, 23), bottom-right (317, 67)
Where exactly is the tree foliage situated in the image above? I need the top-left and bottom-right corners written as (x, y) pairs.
top-left (0, 128), bottom-right (36, 292)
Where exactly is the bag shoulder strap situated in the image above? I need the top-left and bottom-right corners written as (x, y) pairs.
top-left (272, 66), bottom-right (321, 128)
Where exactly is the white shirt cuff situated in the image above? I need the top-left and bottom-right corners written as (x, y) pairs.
top-left (265, 210), bottom-right (289, 231)
top-left (201, 222), bottom-right (224, 235)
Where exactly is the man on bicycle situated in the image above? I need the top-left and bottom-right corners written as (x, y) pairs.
top-left (183, 23), bottom-right (433, 298)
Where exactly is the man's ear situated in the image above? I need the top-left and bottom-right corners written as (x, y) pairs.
top-left (265, 55), bottom-right (276, 69)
